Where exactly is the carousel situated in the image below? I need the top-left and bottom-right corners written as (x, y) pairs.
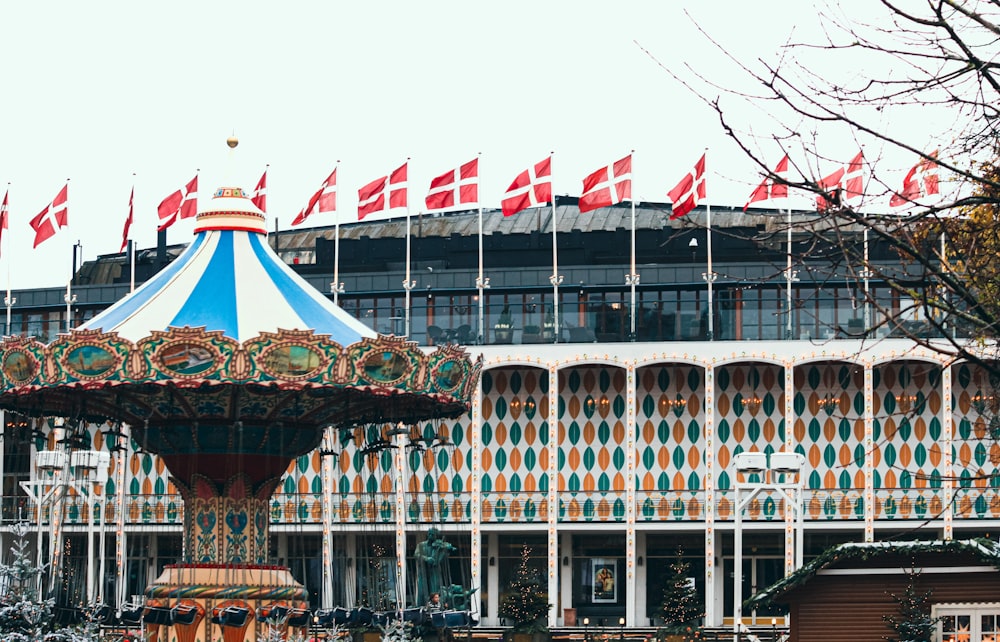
top-left (0, 179), bottom-right (479, 641)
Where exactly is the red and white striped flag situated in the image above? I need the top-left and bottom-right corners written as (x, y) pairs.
top-left (358, 162), bottom-right (408, 220)
top-left (30, 182), bottom-right (69, 248)
top-left (501, 157), bottom-right (552, 217)
top-left (579, 155), bottom-right (632, 213)
top-left (425, 158), bottom-right (478, 212)
top-left (668, 154), bottom-right (706, 219)
top-left (252, 168), bottom-right (268, 213)
top-left (816, 151), bottom-right (864, 211)
top-left (294, 167), bottom-right (337, 226)
top-left (889, 151), bottom-right (939, 208)
top-left (744, 154), bottom-right (790, 211)
top-left (0, 190), bottom-right (8, 257)
top-left (157, 174), bottom-right (198, 231)
top-left (120, 186), bottom-right (134, 253)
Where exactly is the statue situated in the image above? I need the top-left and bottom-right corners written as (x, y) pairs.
top-left (442, 584), bottom-right (478, 612)
top-left (414, 528), bottom-right (456, 606)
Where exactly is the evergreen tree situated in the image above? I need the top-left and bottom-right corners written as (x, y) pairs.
top-left (883, 566), bottom-right (937, 642)
top-left (660, 548), bottom-right (701, 635)
top-left (499, 546), bottom-right (550, 633)
top-left (0, 522), bottom-right (99, 641)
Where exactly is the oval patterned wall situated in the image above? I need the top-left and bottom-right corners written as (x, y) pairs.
top-left (481, 367), bottom-right (548, 523)
top-left (952, 363), bottom-right (1000, 519)
top-left (792, 362), bottom-right (865, 520)
top-left (636, 364), bottom-right (706, 522)
top-left (558, 366), bottom-right (627, 522)
top-left (873, 361), bottom-right (943, 520)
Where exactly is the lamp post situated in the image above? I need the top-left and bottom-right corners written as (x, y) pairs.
top-left (732, 452), bottom-right (805, 641)
top-left (619, 616), bottom-right (625, 642)
top-left (584, 616), bottom-right (590, 642)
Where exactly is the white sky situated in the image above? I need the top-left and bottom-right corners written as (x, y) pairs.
top-left (0, 1), bottom-right (947, 289)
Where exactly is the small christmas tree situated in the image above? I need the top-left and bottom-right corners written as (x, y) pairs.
top-left (883, 565), bottom-right (937, 642)
top-left (660, 548), bottom-right (702, 635)
top-left (0, 522), bottom-right (99, 642)
top-left (499, 545), bottom-right (550, 633)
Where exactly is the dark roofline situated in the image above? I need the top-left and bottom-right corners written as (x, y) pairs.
top-left (744, 538), bottom-right (1000, 609)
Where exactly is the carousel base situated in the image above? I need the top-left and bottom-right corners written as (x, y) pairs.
top-left (143, 563), bottom-right (310, 642)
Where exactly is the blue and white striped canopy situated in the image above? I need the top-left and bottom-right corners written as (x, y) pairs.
top-left (81, 187), bottom-right (376, 344)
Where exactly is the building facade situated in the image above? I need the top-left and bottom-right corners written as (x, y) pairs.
top-left (0, 201), bottom-right (994, 629)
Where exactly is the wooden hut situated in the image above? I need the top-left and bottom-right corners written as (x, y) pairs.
top-left (745, 539), bottom-right (1000, 642)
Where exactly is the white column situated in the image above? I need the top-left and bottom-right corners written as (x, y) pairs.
top-left (345, 534), bottom-right (358, 607)
top-left (783, 363), bottom-right (796, 576)
top-left (703, 364), bottom-right (717, 625)
top-left (560, 531), bottom-right (572, 624)
top-left (394, 427), bottom-right (407, 608)
top-left (321, 427), bottom-right (335, 608)
top-left (864, 364), bottom-right (875, 542)
top-left (625, 364), bottom-right (637, 625)
top-left (471, 375), bottom-right (484, 617)
top-left (487, 533), bottom-right (499, 624)
top-left (942, 364), bottom-right (954, 540)
top-left (634, 532), bottom-right (647, 626)
top-left (547, 366), bottom-right (560, 627)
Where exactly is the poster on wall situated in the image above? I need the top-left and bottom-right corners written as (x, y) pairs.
top-left (591, 559), bottom-right (617, 603)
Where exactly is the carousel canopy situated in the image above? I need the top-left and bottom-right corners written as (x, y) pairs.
top-left (80, 187), bottom-right (375, 344)
top-left (0, 186), bottom-right (478, 492)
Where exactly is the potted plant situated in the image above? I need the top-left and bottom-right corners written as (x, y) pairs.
top-left (500, 545), bottom-right (551, 642)
top-left (494, 305), bottom-right (514, 344)
top-left (658, 548), bottom-right (703, 642)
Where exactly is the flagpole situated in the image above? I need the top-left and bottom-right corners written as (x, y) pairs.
top-left (64, 180), bottom-right (76, 334)
top-left (626, 150), bottom-right (639, 340)
top-left (331, 162), bottom-right (345, 305)
top-left (403, 159), bottom-right (414, 338)
top-left (786, 205), bottom-right (794, 339)
top-left (4, 183), bottom-right (13, 337)
top-left (548, 153), bottom-right (562, 343)
top-left (474, 153), bottom-right (489, 345)
top-left (703, 150), bottom-right (716, 340)
top-left (129, 175), bottom-right (136, 293)
top-left (862, 226), bottom-right (871, 331)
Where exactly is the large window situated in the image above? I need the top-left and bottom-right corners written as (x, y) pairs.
top-left (935, 604), bottom-right (1000, 642)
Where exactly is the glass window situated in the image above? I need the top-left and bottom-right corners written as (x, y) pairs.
top-left (935, 605), bottom-right (1000, 642)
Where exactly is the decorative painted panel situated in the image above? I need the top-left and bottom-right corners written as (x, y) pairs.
top-left (326, 425), bottom-right (398, 524)
top-left (873, 361), bottom-right (944, 520)
top-left (125, 439), bottom-right (181, 525)
top-left (558, 366), bottom-right (627, 522)
top-left (272, 450), bottom-right (323, 525)
top-left (715, 363), bottom-right (786, 523)
top-left (792, 362), bottom-right (865, 520)
top-left (952, 363), bottom-right (1000, 519)
top-left (636, 364), bottom-right (706, 521)
top-left (404, 416), bottom-right (472, 523)
top-left (479, 367), bottom-right (548, 523)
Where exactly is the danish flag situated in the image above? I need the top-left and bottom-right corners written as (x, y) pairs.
top-left (294, 167), bottom-right (336, 226)
top-left (425, 158), bottom-right (478, 212)
top-left (744, 155), bottom-right (790, 211)
top-left (30, 183), bottom-right (69, 248)
top-left (120, 186), bottom-right (134, 253)
top-left (0, 190), bottom-right (8, 256)
top-left (358, 162), bottom-right (408, 220)
top-left (889, 151), bottom-right (939, 208)
top-left (816, 151), bottom-right (864, 211)
top-left (157, 174), bottom-right (198, 231)
top-left (667, 154), bottom-right (706, 219)
top-left (579, 155), bottom-right (632, 213)
top-left (251, 168), bottom-right (268, 213)
top-left (501, 157), bottom-right (552, 217)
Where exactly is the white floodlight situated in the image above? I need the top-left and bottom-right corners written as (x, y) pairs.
top-left (733, 452), bottom-right (767, 475)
